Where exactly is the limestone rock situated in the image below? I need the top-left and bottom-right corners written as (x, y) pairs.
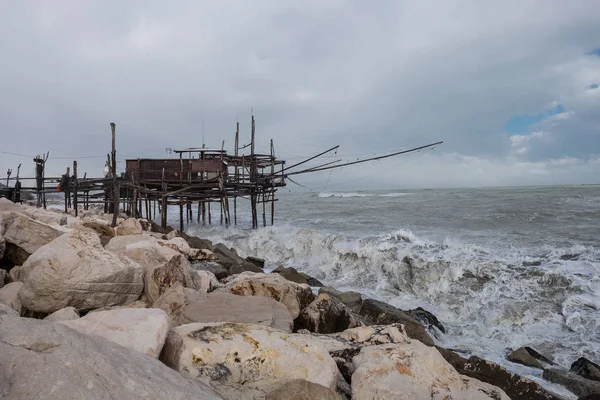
top-left (543, 367), bottom-right (600, 398)
top-left (273, 266), bottom-right (307, 284)
top-left (153, 284), bottom-right (293, 331)
top-left (18, 229), bottom-right (144, 313)
top-left (0, 313), bottom-right (224, 399)
top-left (266, 380), bottom-right (341, 400)
top-left (352, 342), bottom-right (510, 400)
top-left (437, 347), bottom-right (560, 400)
top-left (161, 322), bottom-right (339, 399)
top-left (319, 286), bottom-right (362, 313)
top-left (358, 299), bottom-right (434, 346)
top-left (224, 272), bottom-right (315, 318)
top-left (44, 306), bottom-right (80, 322)
top-left (116, 218), bottom-right (143, 235)
top-left (0, 212), bottom-right (66, 264)
top-left (60, 308), bottom-right (169, 358)
top-left (190, 270), bottom-right (222, 293)
top-left (0, 302), bottom-right (18, 316)
top-left (0, 281), bottom-right (23, 314)
top-left (145, 254), bottom-right (192, 304)
top-left (166, 230), bottom-right (179, 240)
top-left (0, 234), bottom-right (5, 262)
top-left (295, 293), bottom-right (364, 334)
top-left (8, 265), bottom-right (28, 282)
top-left (571, 357), bottom-right (600, 382)
top-left (81, 220), bottom-right (115, 246)
top-left (193, 261), bottom-right (229, 280)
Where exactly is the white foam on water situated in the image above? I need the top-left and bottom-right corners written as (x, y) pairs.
top-left (187, 222), bottom-right (598, 398)
top-left (317, 192), bottom-right (374, 198)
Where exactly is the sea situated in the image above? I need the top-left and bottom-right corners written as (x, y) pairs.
top-left (183, 185), bottom-right (599, 398)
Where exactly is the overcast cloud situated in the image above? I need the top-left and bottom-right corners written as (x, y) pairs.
top-left (1, 1), bottom-right (599, 190)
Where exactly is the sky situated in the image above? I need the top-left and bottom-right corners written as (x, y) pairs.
top-left (0, 1), bottom-right (599, 190)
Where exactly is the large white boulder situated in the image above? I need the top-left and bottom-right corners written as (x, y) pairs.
top-left (223, 272), bottom-right (315, 318)
top-left (44, 306), bottom-right (80, 322)
top-left (154, 286), bottom-right (293, 331)
top-left (116, 218), bottom-right (143, 236)
top-left (0, 281), bottom-right (23, 314)
top-left (18, 229), bottom-right (144, 313)
top-left (60, 308), bottom-right (170, 358)
top-left (0, 211), bottom-right (67, 264)
top-left (161, 322), bottom-right (339, 399)
top-left (0, 312), bottom-right (224, 399)
top-left (351, 340), bottom-right (510, 400)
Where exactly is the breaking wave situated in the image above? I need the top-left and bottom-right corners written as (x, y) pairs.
top-left (317, 192), bottom-right (374, 198)
top-left (188, 223), bottom-right (600, 386)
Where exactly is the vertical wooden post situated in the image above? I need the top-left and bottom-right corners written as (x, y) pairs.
top-left (234, 197), bottom-right (237, 226)
top-left (73, 161), bottom-right (78, 217)
top-left (110, 123), bottom-right (118, 227)
top-left (270, 139), bottom-right (275, 226)
top-left (179, 202), bottom-right (184, 232)
top-left (208, 201), bottom-right (212, 225)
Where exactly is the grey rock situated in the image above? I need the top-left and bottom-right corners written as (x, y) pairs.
top-left (358, 298), bottom-right (434, 346)
top-left (543, 367), bottom-right (600, 398)
top-left (0, 313), bottom-right (224, 399)
top-left (273, 266), bottom-right (307, 284)
top-left (508, 347), bottom-right (554, 369)
top-left (193, 261), bottom-right (229, 280)
top-left (571, 357), bottom-right (600, 382)
top-left (266, 379), bottom-right (341, 400)
top-left (295, 293), bottom-right (364, 334)
top-left (319, 286), bottom-right (362, 313)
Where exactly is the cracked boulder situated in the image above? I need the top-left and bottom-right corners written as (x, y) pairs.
top-left (223, 272), bottom-right (315, 319)
top-left (17, 229), bottom-right (143, 313)
top-left (161, 322), bottom-right (339, 400)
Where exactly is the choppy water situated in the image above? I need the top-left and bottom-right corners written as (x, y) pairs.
top-left (184, 185), bottom-right (600, 397)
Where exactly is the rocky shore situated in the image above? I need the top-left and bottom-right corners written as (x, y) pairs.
top-left (1, 197), bottom-right (598, 399)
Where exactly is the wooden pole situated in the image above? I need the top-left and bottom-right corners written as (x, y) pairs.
top-left (73, 161), bottom-right (78, 217)
top-left (110, 123), bottom-right (118, 227)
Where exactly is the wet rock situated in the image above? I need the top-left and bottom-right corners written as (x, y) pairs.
top-left (0, 235), bottom-right (5, 264)
top-left (0, 268), bottom-right (5, 288)
top-left (44, 306), bottom-right (80, 322)
top-left (18, 229), bottom-right (144, 313)
top-left (0, 212), bottom-right (66, 264)
top-left (273, 265), bottom-right (307, 284)
top-left (407, 306), bottom-right (445, 333)
top-left (193, 261), bottom-right (230, 280)
top-left (358, 298), bottom-right (434, 346)
top-left (352, 341), bottom-right (509, 400)
top-left (246, 256), bottom-right (265, 268)
top-left (150, 220), bottom-right (168, 234)
top-left (543, 367), bottom-right (600, 398)
top-left (213, 243), bottom-right (262, 274)
top-left (0, 312), bottom-right (223, 399)
top-left (180, 231), bottom-right (213, 250)
top-left (224, 272), bottom-right (315, 318)
top-left (523, 260), bottom-right (543, 267)
top-left (61, 308), bottom-right (170, 358)
top-left (266, 379), bottom-right (341, 400)
top-left (0, 281), bottom-right (23, 314)
top-left (300, 272), bottom-right (324, 287)
top-left (508, 347), bottom-right (554, 369)
top-left (319, 286), bottom-right (362, 313)
top-left (161, 322), bottom-right (339, 399)
top-left (571, 358), bottom-right (600, 382)
top-left (295, 293), bottom-right (363, 334)
top-left (437, 346), bottom-right (561, 400)
top-left (116, 218), bottom-right (143, 236)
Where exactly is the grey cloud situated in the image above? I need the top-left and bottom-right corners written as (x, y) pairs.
top-left (1, 1), bottom-right (599, 188)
